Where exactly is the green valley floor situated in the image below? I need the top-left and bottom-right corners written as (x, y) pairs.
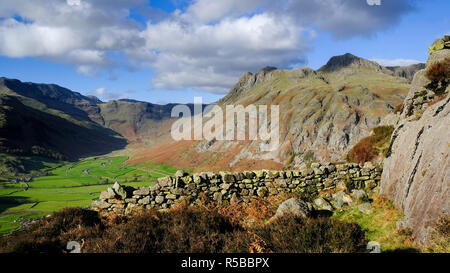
top-left (0, 155), bottom-right (177, 235)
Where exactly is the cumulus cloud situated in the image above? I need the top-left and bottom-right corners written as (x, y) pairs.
top-left (94, 87), bottom-right (106, 95)
top-left (0, 0), bottom-right (145, 74)
top-left (77, 65), bottom-right (99, 77)
top-left (0, 19), bottom-right (79, 57)
top-left (184, 0), bottom-right (271, 23)
top-left (0, 0), bottom-right (414, 93)
top-left (92, 87), bottom-right (126, 100)
top-left (371, 58), bottom-right (424, 67)
top-left (184, 0), bottom-right (413, 38)
top-left (269, 0), bottom-right (414, 39)
top-left (143, 13), bottom-right (311, 92)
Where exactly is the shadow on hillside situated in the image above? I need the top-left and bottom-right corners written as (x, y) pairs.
top-left (0, 94), bottom-right (128, 162)
top-left (0, 196), bottom-right (31, 214)
top-left (21, 156), bottom-right (59, 173)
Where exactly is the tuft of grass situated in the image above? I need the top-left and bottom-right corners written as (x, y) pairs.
top-left (423, 216), bottom-right (450, 253)
top-left (332, 194), bottom-right (418, 252)
top-left (347, 125), bottom-right (394, 163)
top-left (303, 151), bottom-right (315, 162)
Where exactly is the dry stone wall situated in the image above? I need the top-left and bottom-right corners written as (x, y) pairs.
top-left (92, 162), bottom-right (382, 215)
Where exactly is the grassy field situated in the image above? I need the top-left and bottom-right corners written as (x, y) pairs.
top-left (0, 156), bottom-right (177, 235)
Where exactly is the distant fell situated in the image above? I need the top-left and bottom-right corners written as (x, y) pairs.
top-left (0, 78), bottom-right (126, 160)
top-left (318, 53), bottom-right (385, 72)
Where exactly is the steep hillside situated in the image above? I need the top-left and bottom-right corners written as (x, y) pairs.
top-left (130, 54), bottom-right (413, 171)
top-left (0, 78), bottom-right (126, 160)
top-left (98, 99), bottom-right (200, 144)
top-left (0, 77), bottom-right (104, 125)
top-left (380, 44), bottom-right (450, 244)
top-left (0, 78), bottom-right (197, 161)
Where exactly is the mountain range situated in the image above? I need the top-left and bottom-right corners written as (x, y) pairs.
top-left (130, 54), bottom-right (421, 171)
top-left (0, 53), bottom-right (424, 171)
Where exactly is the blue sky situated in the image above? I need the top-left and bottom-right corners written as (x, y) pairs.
top-left (0, 0), bottom-right (448, 104)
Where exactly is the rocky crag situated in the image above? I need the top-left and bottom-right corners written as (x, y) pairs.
top-left (92, 162), bottom-right (382, 214)
top-left (386, 63), bottom-right (426, 83)
top-left (380, 38), bottom-right (450, 244)
top-left (131, 54), bottom-right (422, 172)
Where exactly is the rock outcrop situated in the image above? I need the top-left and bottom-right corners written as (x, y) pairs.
top-left (428, 35), bottom-right (450, 54)
top-left (399, 49), bottom-right (450, 120)
top-left (318, 53), bottom-right (388, 73)
top-left (386, 63), bottom-right (426, 83)
top-left (380, 40), bottom-right (450, 244)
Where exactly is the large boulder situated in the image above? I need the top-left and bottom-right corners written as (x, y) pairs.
top-left (426, 48), bottom-right (450, 67)
top-left (428, 36), bottom-right (450, 54)
top-left (273, 198), bottom-right (313, 219)
top-left (400, 48), bottom-right (450, 119)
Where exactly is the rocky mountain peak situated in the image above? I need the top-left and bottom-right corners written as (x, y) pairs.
top-left (319, 53), bottom-right (383, 72)
top-left (257, 66), bottom-right (277, 74)
top-left (86, 95), bottom-right (103, 104)
top-left (219, 67), bottom-right (279, 104)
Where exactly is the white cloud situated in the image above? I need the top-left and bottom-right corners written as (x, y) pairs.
top-left (92, 87), bottom-right (126, 100)
top-left (272, 0), bottom-right (414, 39)
top-left (95, 87), bottom-right (106, 95)
top-left (0, 19), bottom-right (80, 58)
top-left (184, 0), bottom-right (271, 23)
top-left (0, 0), bottom-right (414, 94)
top-left (76, 65), bottom-right (98, 76)
top-left (141, 13), bottom-right (311, 93)
top-left (371, 58), bottom-right (423, 67)
top-left (0, 0), bottom-right (144, 70)
top-left (67, 0), bottom-right (81, 6)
